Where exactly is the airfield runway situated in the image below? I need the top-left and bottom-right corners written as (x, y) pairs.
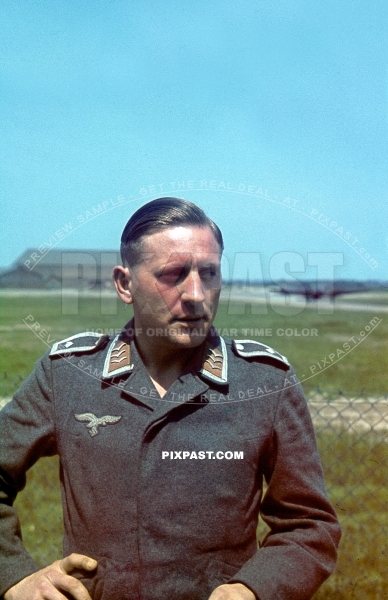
top-left (220, 289), bottom-right (388, 313)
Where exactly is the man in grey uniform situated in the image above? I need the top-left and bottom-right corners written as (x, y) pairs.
top-left (0, 197), bottom-right (340, 600)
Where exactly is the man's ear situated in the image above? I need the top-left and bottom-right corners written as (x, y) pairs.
top-left (112, 265), bottom-right (134, 304)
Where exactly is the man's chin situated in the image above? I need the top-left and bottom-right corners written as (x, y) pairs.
top-left (166, 325), bottom-right (209, 347)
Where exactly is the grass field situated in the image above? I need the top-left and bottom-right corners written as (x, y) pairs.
top-left (1, 292), bottom-right (387, 396)
top-left (1, 291), bottom-right (388, 598)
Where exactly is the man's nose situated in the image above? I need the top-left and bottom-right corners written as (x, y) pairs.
top-left (179, 271), bottom-right (206, 304)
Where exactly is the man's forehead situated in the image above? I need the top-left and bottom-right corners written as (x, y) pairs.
top-left (163, 225), bottom-right (199, 241)
top-left (140, 225), bottom-right (222, 253)
top-left (132, 227), bottom-right (220, 270)
top-left (138, 250), bottom-right (221, 269)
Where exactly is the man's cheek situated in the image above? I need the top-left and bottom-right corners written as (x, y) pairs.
top-left (155, 282), bottom-right (181, 311)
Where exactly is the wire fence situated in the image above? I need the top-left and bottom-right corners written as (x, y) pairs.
top-left (2, 390), bottom-right (388, 599)
top-left (308, 391), bottom-right (388, 599)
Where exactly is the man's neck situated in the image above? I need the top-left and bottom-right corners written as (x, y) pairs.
top-left (134, 335), bottom-right (204, 398)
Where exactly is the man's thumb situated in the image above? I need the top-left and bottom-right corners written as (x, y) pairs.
top-left (61, 553), bottom-right (98, 574)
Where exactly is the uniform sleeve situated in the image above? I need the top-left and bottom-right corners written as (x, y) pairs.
top-left (228, 373), bottom-right (341, 600)
top-left (0, 352), bottom-right (57, 597)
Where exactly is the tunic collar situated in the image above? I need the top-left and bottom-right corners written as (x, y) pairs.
top-left (102, 319), bottom-right (228, 385)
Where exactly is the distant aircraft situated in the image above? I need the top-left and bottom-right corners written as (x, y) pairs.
top-left (273, 281), bottom-right (386, 301)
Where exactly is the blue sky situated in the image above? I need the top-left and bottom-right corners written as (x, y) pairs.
top-left (1, 0), bottom-right (387, 281)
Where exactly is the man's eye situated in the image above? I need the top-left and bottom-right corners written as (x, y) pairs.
top-left (158, 270), bottom-right (183, 283)
top-left (201, 268), bottom-right (218, 280)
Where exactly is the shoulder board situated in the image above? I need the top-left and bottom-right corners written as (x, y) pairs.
top-left (50, 332), bottom-right (110, 357)
top-left (232, 339), bottom-right (289, 367)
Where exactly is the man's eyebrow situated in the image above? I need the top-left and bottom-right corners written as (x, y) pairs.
top-left (197, 259), bottom-right (221, 268)
top-left (155, 252), bottom-right (221, 270)
top-left (199, 259), bottom-right (220, 265)
top-left (154, 261), bottom-right (189, 278)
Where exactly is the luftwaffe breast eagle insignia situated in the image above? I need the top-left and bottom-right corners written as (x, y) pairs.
top-left (74, 413), bottom-right (122, 437)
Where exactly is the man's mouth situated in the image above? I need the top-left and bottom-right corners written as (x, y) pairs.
top-left (173, 316), bottom-right (207, 324)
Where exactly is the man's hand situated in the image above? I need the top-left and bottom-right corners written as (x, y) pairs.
top-left (4, 553), bottom-right (97, 600)
top-left (208, 582), bottom-right (256, 600)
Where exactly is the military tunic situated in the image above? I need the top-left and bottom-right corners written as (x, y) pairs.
top-left (0, 321), bottom-right (340, 600)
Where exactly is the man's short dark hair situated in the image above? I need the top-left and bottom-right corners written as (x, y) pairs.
top-left (120, 197), bottom-right (224, 266)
